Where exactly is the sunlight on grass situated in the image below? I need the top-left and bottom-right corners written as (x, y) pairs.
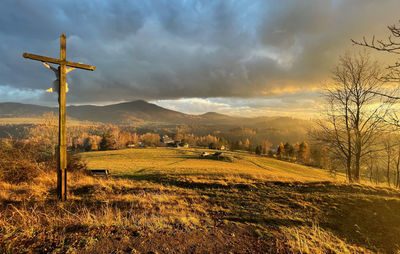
top-left (1, 148), bottom-right (399, 252)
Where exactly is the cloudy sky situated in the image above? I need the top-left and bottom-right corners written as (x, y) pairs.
top-left (1, 0), bottom-right (399, 118)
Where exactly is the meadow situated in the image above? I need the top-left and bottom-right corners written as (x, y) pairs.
top-left (1, 147), bottom-right (400, 253)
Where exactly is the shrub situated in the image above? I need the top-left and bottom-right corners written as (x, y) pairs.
top-left (1, 158), bottom-right (40, 184)
top-left (67, 154), bottom-right (88, 173)
top-left (0, 140), bottom-right (41, 184)
top-left (0, 140), bottom-right (88, 183)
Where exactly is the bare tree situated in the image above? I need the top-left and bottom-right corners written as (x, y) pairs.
top-left (315, 52), bottom-right (391, 182)
top-left (352, 21), bottom-right (400, 82)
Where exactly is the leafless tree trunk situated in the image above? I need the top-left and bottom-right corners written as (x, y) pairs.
top-left (314, 85), bottom-right (353, 182)
top-left (367, 154), bottom-right (375, 183)
top-left (395, 144), bottom-right (400, 188)
top-left (383, 135), bottom-right (393, 187)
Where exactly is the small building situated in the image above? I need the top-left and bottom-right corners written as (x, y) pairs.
top-left (161, 135), bottom-right (175, 145)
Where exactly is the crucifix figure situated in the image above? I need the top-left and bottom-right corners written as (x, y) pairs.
top-left (43, 62), bottom-right (74, 101)
top-left (23, 34), bottom-right (95, 201)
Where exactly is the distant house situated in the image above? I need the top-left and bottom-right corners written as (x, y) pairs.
top-left (161, 135), bottom-right (175, 145)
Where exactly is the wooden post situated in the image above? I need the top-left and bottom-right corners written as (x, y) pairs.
top-left (58, 34), bottom-right (67, 201)
top-left (22, 34), bottom-right (95, 201)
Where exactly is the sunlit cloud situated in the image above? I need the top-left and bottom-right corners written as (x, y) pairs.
top-left (152, 90), bottom-right (323, 118)
top-left (0, 85), bottom-right (45, 103)
top-left (0, 0), bottom-right (399, 117)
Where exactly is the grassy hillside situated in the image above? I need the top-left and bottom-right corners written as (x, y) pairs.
top-left (1, 148), bottom-right (399, 253)
top-left (81, 148), bottom-right (399, 253)
top-left (82, 148), bottom-right (336, 183)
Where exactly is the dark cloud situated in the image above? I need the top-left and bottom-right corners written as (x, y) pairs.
top-left (0, 0), bottom-right (399, 106)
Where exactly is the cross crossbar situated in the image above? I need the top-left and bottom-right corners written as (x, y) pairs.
top-left (22, 52), bottom-right (95, 71)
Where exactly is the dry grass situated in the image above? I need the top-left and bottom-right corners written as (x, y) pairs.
top-left (0, 171), bottom-right (210, 253)
top-left (0, 147), bottom-right (399, 253)
top-left (280, 224), bottom-right (370, 253)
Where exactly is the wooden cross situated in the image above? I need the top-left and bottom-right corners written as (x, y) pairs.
top-left (23, 34), bottom-right (95, 201)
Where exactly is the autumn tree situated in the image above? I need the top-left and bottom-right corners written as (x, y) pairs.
top-left (277, 142), bottom-right (285, 160)
top-left (174, 133), bottom-right (184, 142)
top-left (310, 146), bottom-right (332, 173)
top-left (244, 138), bottom-right (251, 151)
top-left (126, 132), bottom-right (139, 146)
top-left (197, 134), bottom-right (218, 147)
top-left (140, 133), bottom-right (160, 147)
top-left (262, 140), bottom-right (272, 155)
top-left (83, 136), bottom-right (100, 151)
top-left (284, 142), bottom-right (294, 159)
top-left (100, 131), bottom-right (117, 150)
top-left (255, 145), bottom-right (262, 155)
top-left (320, 147), bottom-right (332, 173)
top-left (298, 141), bottom-right (311, 164)
top-left (293, 142), bottom-right (300, 160)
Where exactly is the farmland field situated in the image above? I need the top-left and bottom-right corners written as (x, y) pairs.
top-left (1, 147), bottom-right (400, 253)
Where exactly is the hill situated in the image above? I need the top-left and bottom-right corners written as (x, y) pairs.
top-left (67, 100), bottom-right (192, 124)
top-left (0, 102), bottom-right (56, 117)
top-left (0, 100), bottom-right (190, 124)
top-left (2, 147), bottom-right (399, 253)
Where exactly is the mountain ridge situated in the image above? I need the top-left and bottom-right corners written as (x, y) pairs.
top-left (0, 100), bottom-right (313, 145)
top-left (0, 100), bottom-right (229, 123)
top-left (0, 100), bottom-right (310, 129)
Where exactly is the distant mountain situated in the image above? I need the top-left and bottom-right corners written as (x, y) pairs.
top-left (0, 102), bottom-right (56, 117)
top-left (0, 100), bottom-right (312, 127)
top-left (0, 100), bottom-right (193, 124)
top-left (67, 100), bottom-right (193, 124)
top-left (0, 100), bottom-right (313, 144)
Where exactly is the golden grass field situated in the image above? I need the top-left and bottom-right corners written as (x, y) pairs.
top-left (1, 147), bottom-right (400, 253)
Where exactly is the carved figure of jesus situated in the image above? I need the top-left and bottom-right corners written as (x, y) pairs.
top-left (42, 62), bottom-right (75, 96)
